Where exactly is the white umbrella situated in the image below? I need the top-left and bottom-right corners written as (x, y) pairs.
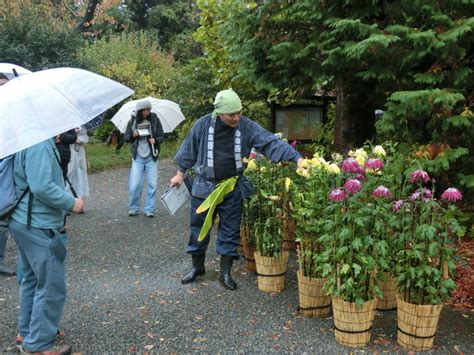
top-left (0, 67), bottom-right (134, 159)
top-left (0, 63), bottom-right (32, 80)
top-left (111, 97), bottom-right (185, 134)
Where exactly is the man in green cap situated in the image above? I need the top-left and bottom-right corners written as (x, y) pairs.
top-left (170, 89), bottom-right (302, 290)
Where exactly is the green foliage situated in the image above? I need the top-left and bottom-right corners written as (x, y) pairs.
top-left (0, 6), bottom-right (83, 69)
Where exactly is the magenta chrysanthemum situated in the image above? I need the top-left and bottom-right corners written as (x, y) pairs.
top-left (341, 158), bottom-right (362, 174)
top-left (344, 179), bottom-right (361, 194)
top-left (440, 188), bottom-right (463, 202)
top-left (423, 189), bottom-right (433, 200)
top-left (329, 188), bottom-right (346, 202)
top-left (372, 185), bottom-right (392, 199)
top-left (392, 200), bottom-right (404, 212)
top-left (353, 173), bottom-right (366, 181)
top-left (365, 158), bottom-right (384, 171)
top-left (410, 170), bottom-right (430, 184)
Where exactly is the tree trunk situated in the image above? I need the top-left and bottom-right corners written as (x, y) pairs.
top-left (77, 0), bottom-right (99, 31)
top-left (333, 79), bottom-right (376, 153)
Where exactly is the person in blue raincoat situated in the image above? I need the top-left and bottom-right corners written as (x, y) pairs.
top-left (170, 89), bottom-right (303, 290)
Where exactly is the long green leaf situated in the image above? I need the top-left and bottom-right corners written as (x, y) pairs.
top-left (197, 176), bottom-right (238, 241)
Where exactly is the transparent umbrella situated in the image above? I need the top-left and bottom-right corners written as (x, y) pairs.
top-left (0, 67), bottom-right (134, 159)
top-left (111, 97), bottom-right (186, 134)
top-left (0, 63), bottom-right (32, 80)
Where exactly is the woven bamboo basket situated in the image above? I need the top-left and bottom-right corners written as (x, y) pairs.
top-left (254, 251), bottom-right (289, 293)
top-left (332, 297), bottom-right (377, 348)
top-left (377, 272), bottom-right (398, 310)
top-left (297, 271), bottom-right (331, 317)
top-left (396, 295), bottom-right (443, 351)
top-left (282, 217), bottom-right (296, 251)
top-left (242, 237), bottom-right (256, 273)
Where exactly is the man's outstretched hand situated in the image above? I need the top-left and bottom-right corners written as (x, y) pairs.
top-left (170, 171), bottom-right (184, 187)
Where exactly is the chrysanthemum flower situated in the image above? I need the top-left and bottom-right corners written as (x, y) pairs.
top-left (372, 185), bottom-right (392, 199)
top-left (410, 170), bottom-right (430, 184)
top-left (353, 173), bottom-right (366, 181)
top-left (373, 145), bottom-right (386, 157)
top-left (326, 163), bottom-right (340, 175)
top-left (409, 191), bottom-right (421, 202)
top-left (344, 179), bottom-right (361, 194)
top-left (392, 199), bottom-right (404, 212)
top-left (329, 188), bottom-right (346, 202)
top-left (341, 158), bottom-right (362, 174)
top-left (365, 158), bottom-right (384, 171)
top-left (423, 189), bottom-right (433, 200)
top-left (440, 188), bottom-right (463, 202)
top-left (246, 159), bottom-right (257, 171)
top-left (296, 167), bottom-right (310, 178)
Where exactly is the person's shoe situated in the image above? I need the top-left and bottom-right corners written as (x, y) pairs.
top-left (145, 212), bottom-right (154, 218)
top-left (0, 262), bottom-right (15, 276)
top-left (181, 254), bottom-right (205, 284)
top-left (21, 344), bottom-right (71, 355)
top-left (16, 330), bottom-right (63, 351)
top-left (128, 210), bottom-right (139, 217)
top-left (15, 334), bottom-right (23, 351)
top-left (219, 255), bottom-right (237, 290)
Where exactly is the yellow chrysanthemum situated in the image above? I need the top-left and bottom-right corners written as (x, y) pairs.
top-left (246, 159), bottom-right (257, 171)
top-left (296, 167), bottom-right (310, 178)
top-left (373, 145), bottom-right (386, 157)
top-left (354, 148), bottom-right (368, 166)
top-left (284, 177), bottom-right (292, 192)
top-left (299, 158), bottom-right (310, 169)
top-left (326, 163), bottom-right (340, 175)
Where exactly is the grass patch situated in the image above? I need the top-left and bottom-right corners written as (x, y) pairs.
top-left (86, 139), bottom-right (181, 173)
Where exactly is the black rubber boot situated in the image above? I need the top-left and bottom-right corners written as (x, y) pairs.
top-left (181, 254), bottom-right (205, 284)
top-left (219, 255), bottom-right (237, 290)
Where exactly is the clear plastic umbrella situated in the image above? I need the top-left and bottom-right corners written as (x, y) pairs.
top-left (0, 63), bottom-right (32, 80)
top-left (111, 97), bottom-right (186, 134)
top-left (0, 67), bottom-right (134, 159)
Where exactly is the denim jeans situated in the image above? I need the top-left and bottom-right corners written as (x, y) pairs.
top-left (128, 156), bottom-right (158, 214)
top-left (187, 185), bottom-right (242, 258)
top-left (9, 219), bottom-right (67, 352)
top-left (0, 219), bottom-right (9, 263)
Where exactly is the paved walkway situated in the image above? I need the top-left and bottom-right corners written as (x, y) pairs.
top-left (1, 159), bottom-right (473, 353)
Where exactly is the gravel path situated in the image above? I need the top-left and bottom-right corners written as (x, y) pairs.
top-left (1, 158), bottom-right (473, 353)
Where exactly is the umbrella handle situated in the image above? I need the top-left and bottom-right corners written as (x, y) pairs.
top-left (152, 144), bottom-right (159, 157)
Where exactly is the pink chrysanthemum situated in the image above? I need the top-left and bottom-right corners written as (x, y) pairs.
top-left (372, 185), bottom-right (392, 199)
top-left (365, 158), bottom-right (384, 171)
top-left (410, 170), bottom-right (430, 184)
top-left (341, 158), bottom-right (362, 174)
top-left (423, 189), bottom-right (433, 200)
top-left (392, 199), bottom-right (404, 212)
top-left (440, 188), bottom-right (463, 202)
top-left (249, 152), bottom-right (257, 159)
top-left (409, 191), bottom-right (421, 202)
top-left (353, 173), bottom-right (366, 181)
top-left (344, 179), bottom-right (361, 194)
top-left (329, 188), bottom-right (346, 202)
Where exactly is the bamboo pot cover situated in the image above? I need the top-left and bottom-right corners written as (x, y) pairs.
top-left (396, 295), bottom-right (443, 351)
top-left (297, 271), bottom-right (331, 317)
top-left (332, 297), bottom-right (377, 348)
top-left (282, 218), bottom-right (296, 251)
top-left (376, 272), bottom-right (398, 310)
top-left (242, 237), bottom-right (256, 273)
top-left (254, 251), bottom-right (289, 293)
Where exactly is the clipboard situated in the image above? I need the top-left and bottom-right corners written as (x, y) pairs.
top-left (161, 182), bottom-right (191, 215)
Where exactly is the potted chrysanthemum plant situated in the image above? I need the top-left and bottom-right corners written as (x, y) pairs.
top-left (292, 153), bottom-right (339, 317)
top-left (394, 168), bottom-right (464, 351)
top-left (244, 157), bottom-right (289, 293)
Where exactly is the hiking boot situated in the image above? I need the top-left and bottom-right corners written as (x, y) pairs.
top-left (181, 254), bottom-right (205, 284)
top-left (0, 262), bottom-right (15, 276)
top-left (219, 255), bottom-right (237, 290)
top-left (21, 344), bottom-right (71, 355)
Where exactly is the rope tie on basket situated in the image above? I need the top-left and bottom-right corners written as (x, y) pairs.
top-left (297, 305), bottom-right (331, 311)
top-left (397, 327), bottom-right (436, 339)
top-left (255, 271), bottom-right (287, 277)
top-left (334, 325), bottom-right (372, 334)
top-left (244, 257), bottom-right (254, 262)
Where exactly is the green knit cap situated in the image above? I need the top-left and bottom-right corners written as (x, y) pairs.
top-left (211, 89), bottom-right (242, 119)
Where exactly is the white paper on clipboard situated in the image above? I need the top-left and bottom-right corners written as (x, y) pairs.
top-left (161, 183), bottom-right (191, 215)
